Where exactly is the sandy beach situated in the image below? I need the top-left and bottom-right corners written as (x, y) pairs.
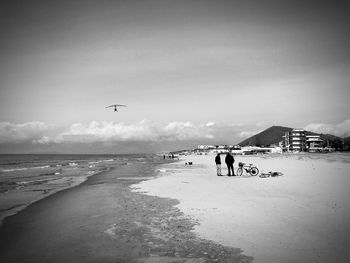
top-left (132, 153), bottom-right (350, 263)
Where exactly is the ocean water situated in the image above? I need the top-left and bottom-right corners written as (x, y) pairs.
top-left (0, 154), bottom-right (164, 224)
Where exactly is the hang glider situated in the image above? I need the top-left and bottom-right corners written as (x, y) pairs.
top-left (106, 104), bottom-right (127, 112)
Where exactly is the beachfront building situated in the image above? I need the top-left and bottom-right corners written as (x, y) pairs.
top-left (196, 145), bottom-right (216, 154)
top-left (284, 129), bottom-right (307, 152)
top-left (306, 135), bottom-right (323, 147)
top-left (306, 135), bottom-right (324, 152)
top-left (197, 145), bottom-right (216, 151)
top-left (239, 146), bottom-right (283, 154)
top-left (197, 145), bottom-right (238, 154)
top-left (197, 144), bottom-right (282, 155)
top-left (283, 130), bottom-right (330, 152)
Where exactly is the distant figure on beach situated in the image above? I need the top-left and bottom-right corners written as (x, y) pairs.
top-left (215, 153), bottom-right (222, 176)
top-left (225, 152), bottom-right (235, 176)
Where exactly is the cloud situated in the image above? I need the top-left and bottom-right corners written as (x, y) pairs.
top-left (3, 120), bottom-right (300, 147)
top-left (0, 122), bottom-right (56, 144)
top-left (58, 120), bottom-right (158, 142)
top-left (205, 121), bottom-right (215, 127)
top-left (238, 130), bottom-right (262, 138)
top-left (162, 121), bottom-right (214, 140)
top-left (304, 119), bottom-right (350, 137)
top-left (60, 120), bottom-right (215, 142)
top-left (0, 120), bottom-right (216, 145)
top-left (32, 136), bottom-right (52, 144)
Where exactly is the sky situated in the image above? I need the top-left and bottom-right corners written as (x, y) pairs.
top-left (0, 0), bottom-right (349, 153)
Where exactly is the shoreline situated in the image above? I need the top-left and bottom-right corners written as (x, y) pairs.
top-left (0, 154), bottom-right (157, 228)
top-left (0, 166), bottom-right (111, 228)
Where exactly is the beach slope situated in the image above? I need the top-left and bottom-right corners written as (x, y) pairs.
top-left (132, 153), bottom-right (350, 263)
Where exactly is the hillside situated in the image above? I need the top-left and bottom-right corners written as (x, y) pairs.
top-left (344, 136), bottom-right (350, 151)
top-left (238, 126), bottom-right (292, 146)
top-left (317, 133), bottom-right (343, 149)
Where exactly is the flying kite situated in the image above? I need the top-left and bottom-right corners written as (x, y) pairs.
top-left (106, 104), bottom-right (127, 112)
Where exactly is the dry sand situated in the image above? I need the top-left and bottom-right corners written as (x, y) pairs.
top-left (132, 153), bottom-right (350, 263)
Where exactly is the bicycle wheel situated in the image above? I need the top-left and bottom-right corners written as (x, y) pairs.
top-left (237, 167), bottom-right (243, 176)
top-left (249, 167), bottom-right (259, 176)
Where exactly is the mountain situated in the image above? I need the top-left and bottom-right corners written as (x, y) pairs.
top-left (238, 126), bottom-right (292, 146)
top-left (238, 126), bottom-right (345, 150)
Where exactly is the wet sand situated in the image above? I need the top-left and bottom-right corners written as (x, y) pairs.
top-left (0, 159), bottom-right (252, 263)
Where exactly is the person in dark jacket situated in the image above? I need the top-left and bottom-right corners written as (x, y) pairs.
top-left (225, 152), bottom-right (235, 176)
top-left (215, 153), bottom-right (222, 176)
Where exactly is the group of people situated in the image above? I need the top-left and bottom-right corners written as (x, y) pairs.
top-left (163, 154), bottom-right (175, 159)
top-left (215, 152), bottom-right (235, 176)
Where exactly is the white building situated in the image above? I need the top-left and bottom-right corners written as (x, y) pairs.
top-left (306, 135), bottom-right (324, 152)
top-left (197, 145), bottom-right (215, 150)
top-left (284, 129), bottom-right (306, 152)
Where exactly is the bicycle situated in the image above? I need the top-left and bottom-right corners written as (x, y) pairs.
top-left (237, 162), bottom-right (259, 176)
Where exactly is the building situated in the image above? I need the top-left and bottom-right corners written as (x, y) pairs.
top-left (283, 130), bottom-right (334, 153)
top-left (306, 135), bottom-right (324, 152)
top-left (284, 129), bottom-right (307, 152)
top-left (305, 135), bottom-right (335, 152)
top-left (197, 145), bottom-right (215, 150)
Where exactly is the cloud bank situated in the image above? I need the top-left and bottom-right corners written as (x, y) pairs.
top-left (0, 122), bottom-right (56, 144)
top-left (304, 119), bottom-right (350, 137)
top-left (1, 119), bottom-right (349, 153)
top-left (0, 120), bottom-right (216, 145)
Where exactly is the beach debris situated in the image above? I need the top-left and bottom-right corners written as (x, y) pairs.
top-left (105, 104), bottom-right (127, 112)
top-left (259, 171), bottom-right (283, 178)
top-left (270, 171), bottom-right (283, 177)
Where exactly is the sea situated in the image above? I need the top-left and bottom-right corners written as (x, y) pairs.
top-left (0, 154), bottom-right (167, 225)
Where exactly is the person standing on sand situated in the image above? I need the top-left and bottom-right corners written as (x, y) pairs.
top-left (215, 153), bottom-right (222, 176)
top-left (225, 152), bottom-right (235, 176)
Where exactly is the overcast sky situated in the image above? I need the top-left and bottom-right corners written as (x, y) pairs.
top-left (1, 0), bottom-right (349, 153)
